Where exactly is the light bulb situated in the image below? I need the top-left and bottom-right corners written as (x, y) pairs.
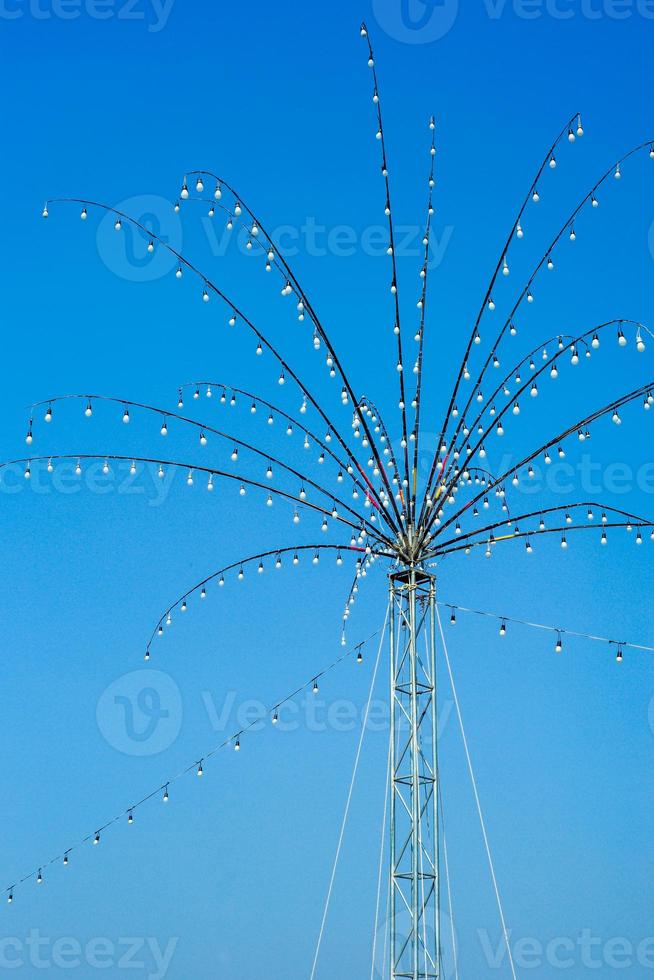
top-left (80, 207), bottom-right (87, 220)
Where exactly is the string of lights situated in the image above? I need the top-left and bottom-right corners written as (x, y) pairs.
top-left (420, 110), bottom-right (583, 529)
top-left (433, 319), bottom-right (650, 499)
top-left (25, 394), bottom-right (386, 542)
top-left (43, 197), bottom-right (399, 533)
top-left (410, 114), bottom-right (437, 524)
top-left (422, 138), bottom-right (654, 524)
top-left (175, 380), bottom-right (370, 495)
top-left (3, 628), bottom-right (381, 906)
top-left (176, 173), bottom-right (405, 533)
top-left (429, 380), bottom-right (654, 545)
top-left (144, 544), bottom-right (386, 659)
top-left (12, 454), bottom-right (393, 548)
top-left (360, 23), bottom-right (411, 510)
top-left (439, 600), bottom-right (654, 659)
top-left (431, 501), bottom-right (653, 555)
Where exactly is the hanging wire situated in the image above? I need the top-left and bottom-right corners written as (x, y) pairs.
top-left (437, 600), bottom-right (654, 655)
top-left (4, 626), bottom-right (384, 904)
top-left (309, 613), bottom-right (388, 980)
top-left (436, 606), bottom-right (518, 980)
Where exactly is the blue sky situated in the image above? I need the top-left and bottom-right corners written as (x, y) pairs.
top-left (2, 0), bottom-right (654, 977)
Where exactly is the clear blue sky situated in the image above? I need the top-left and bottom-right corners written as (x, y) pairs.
top-left (2, 1), bottom-right (654, 977)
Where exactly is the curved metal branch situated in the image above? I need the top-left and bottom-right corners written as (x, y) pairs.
top-left (430, 500), bottom-right (653, 555)
top-left (420, 112), bottom-right (581, 527)
top-left (357, 393), bottom-right (402, 496)
top-left (432, 520), bottom-right (652, 561)
top-left (178, 379), bottom-right (378, 505)
top-left (26, 394), bottom-right (389, 543)
top-left (44, 197), bottom-right (399, 536)
top-left (178, 176), bottom-right (404, 533)
top-left (423, 139), bottom-right (654, 515)
top-left (360, 23), bottom-right (411, 509)
top-left (13, 455), bottom-right (391, 547)
top-left (435, 318), bottom-right (649, 498)
top-left (144, 543), bottom-right (390, 655)
top-left (411, 115), bottom-right (437, 524)
top-left (429, 379), bottom-right (654, 543)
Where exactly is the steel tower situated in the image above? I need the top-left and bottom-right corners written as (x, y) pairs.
top-left (389, 568), bottom-right (439, 979)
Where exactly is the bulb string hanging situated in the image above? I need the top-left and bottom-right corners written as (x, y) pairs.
top-left (411, 114), bottom-right (437, 524)
top-left (434, 318), bottom-right (649, 498)
top-left (432, 520), bottom-right (652, 563)
top-left (433, 376), bottom-right (654, 542)
top-left (360, 22), bottom-right (411, 514)
top-left (427, 378), bottom-right (654, 546)
top-left (43, 197), bottom-right (398, 533)
top-left (423, 111), bottom-right (582, 529)
top-left (144, 543), bottom-right (387, 658)
top-left (356, 393), bottom-right (403, 500)
top-left (176, 177), bottom-right (404, 533)
top-left (3, 627), bottom-right (382, 907)
top-left (177, 380), bottom-right (373, 500)
top-left (439, 600), bottom-right (654, 655)
top-left (26, 393), bottom-right (385, 542)
top-left (422, 136), bottom-right (654, 523)
top-left (13, 454), bottom-right (392, 548)
top-left (431, 500), bottom-right (653, 555)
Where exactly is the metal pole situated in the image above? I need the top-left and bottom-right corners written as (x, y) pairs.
top-left (389, 567), bottom-right (439, 980)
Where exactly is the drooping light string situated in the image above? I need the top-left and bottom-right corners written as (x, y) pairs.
top-left (419, 111), bottom-right (582, 530)
top-left (434, 318), bottom-right (649, 497)
top-left (422, 135), bottom-right (654, 529)
top-left (438, 600), bottom-right (653, 658)
top-left (431, 378), bottom-right (654, 544)
top-left (411, 114), bottom-right (437, 525)
top-left (3, 628), bottom-right (383, 907)
top-left (6, 455), bottom-right (393, 551)
top-left (25, 394), bottom-right (385, 543)
top-left (42, 196), bottom-right (397, 535)
top-left (175, 178), bottom-right (403, 534)
top-left (432, 501), bottom-right (653, 555)
top-left (144, 544), bottom-right (385, 659)
top-left (178, 380), bottom-right (373, 503)
top-left (360, 22), bottom-right (411, 516)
